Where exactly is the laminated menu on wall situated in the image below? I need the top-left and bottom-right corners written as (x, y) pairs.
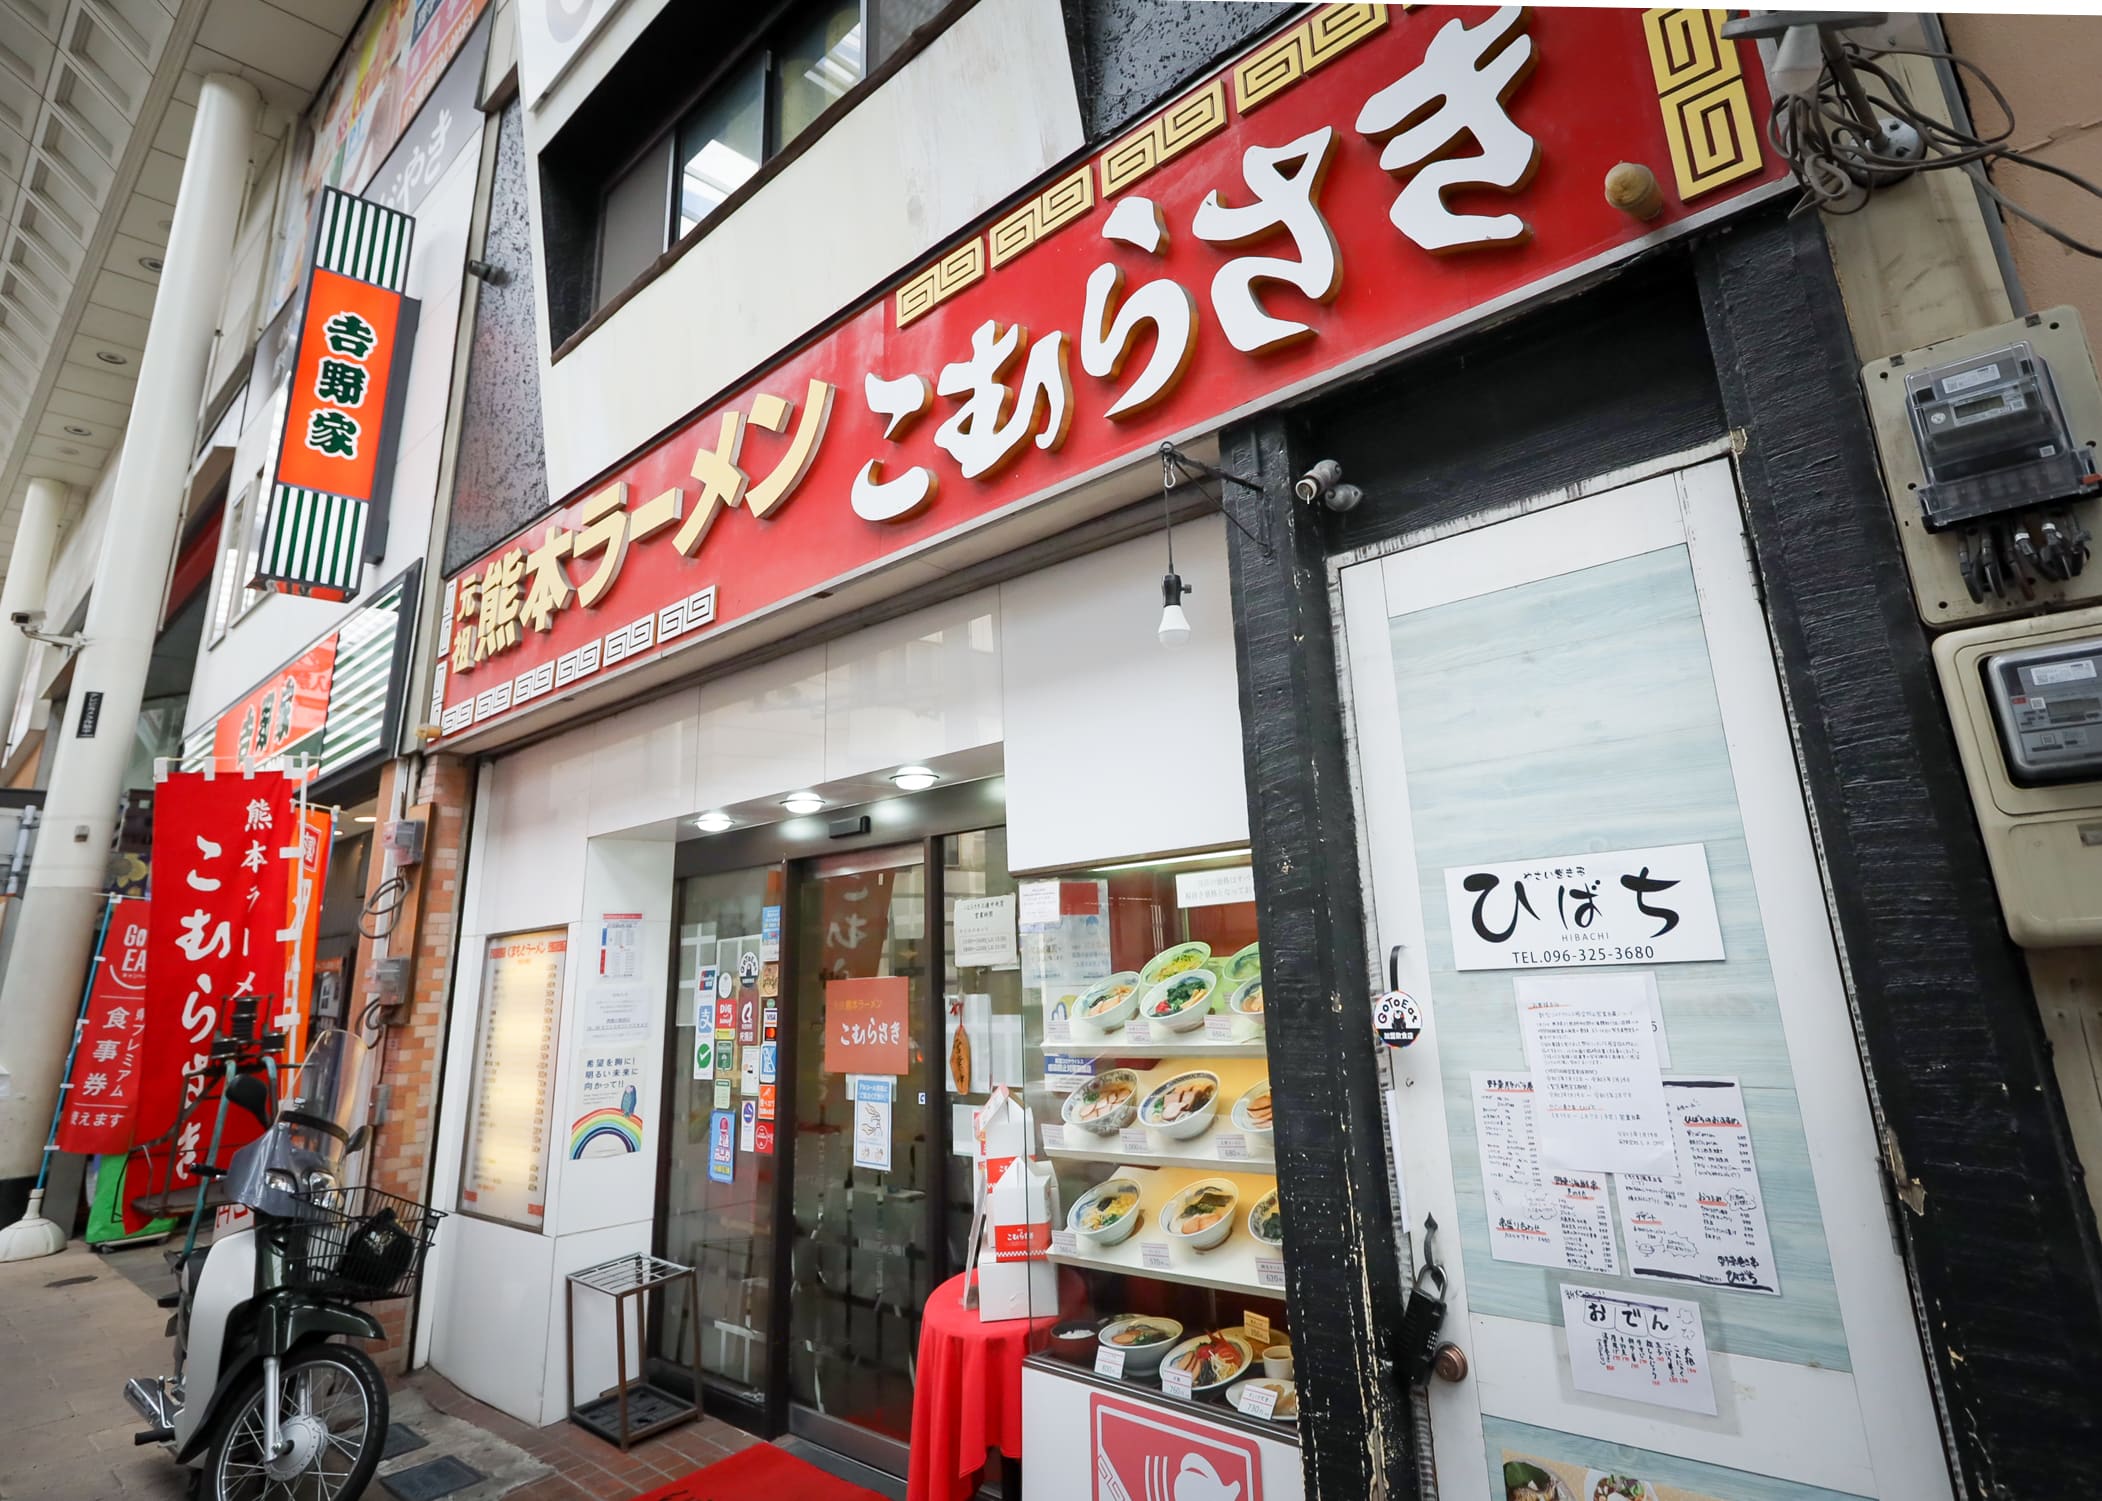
top-left (1615, 1077), bottom-right (1780, 1295)
top-left (1471, 1073), bottom-right (1620, 1275)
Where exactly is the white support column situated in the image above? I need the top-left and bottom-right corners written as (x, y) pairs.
top-left (0, 75), bottom-right (260, 1216)
top-left (0, 477), bottom-right (65, 760)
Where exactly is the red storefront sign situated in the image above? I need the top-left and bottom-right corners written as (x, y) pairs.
top-left (277, 268), bottom-right (406, 503)
top-left (136, 771), bottom-right (299, 1191)
top-left (54, 898), bottom-right (151, 1155)
top-left (823, 976), bottom-right (912, 1076)
top-left (1090, 1393), bottom-right (1265, 1501)
top-left (209, 632), bottom-right (339, 771)
top-left (433, 6), bottom-right (1782, 744)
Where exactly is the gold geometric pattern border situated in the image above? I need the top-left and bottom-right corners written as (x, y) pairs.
top-left (1642, 8), bottom-right (1763, 200)
top-left (1099, 78), bottom-right (1229, 199)
top-left (989, 166), bottom-right (1097, 268)
top-left (895, 237), bottom-right (986, 329)
top-left (1233, 3), bottom-right (1390, 115)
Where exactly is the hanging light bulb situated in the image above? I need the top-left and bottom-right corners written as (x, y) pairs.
top-left (1158, 572), bottom-right (1192, 648)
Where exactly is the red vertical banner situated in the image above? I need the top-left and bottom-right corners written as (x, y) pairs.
top-left (54, 897), bottom-right (151, 1154)
top-left (275, 805), bottom-right (332, 1062)
top-left (137, 771), bottom-right (300, 1191)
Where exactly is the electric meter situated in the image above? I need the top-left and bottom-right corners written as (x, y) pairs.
top-left (1983, 637), bottom-right (2102, 784)
top-left (1907, 341), bottom-right (2097, 530)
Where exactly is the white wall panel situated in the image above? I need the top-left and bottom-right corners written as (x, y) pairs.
top-left (584, 686), bottom-right (704, 837)
top-left (691, 645), bottom-right (828, 815)
top-left (428, 1210), bottom-right (557, 1424)
top-left (1000, 518), bottom-right (1248, 872)
top-left (823, 588), bottom-right (1001, 782)
top-left (534, 0), bottom-right (1082, 500)
top-left (475, 731), bottom-right (597, 934)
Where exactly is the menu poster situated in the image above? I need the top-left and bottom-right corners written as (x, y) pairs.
top-left (1618, 1077), bottom-right (1779, 1294)
top-left (1471, 1073), bottom-right (1619, 1275)
top-left (1559, 1284), bottom-right (1717, 1416)
top-left (598, 913), bottom-right (642, 977)
top-left (1516, 976), bottom-right (1676, 1176)
top-left (460, 929), bottom-right (567, 1228)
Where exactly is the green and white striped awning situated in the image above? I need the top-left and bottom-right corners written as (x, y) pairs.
top-left (254, 484), bottom-right (368, 600)
top-left (313, 187), bottom-right (414, 294)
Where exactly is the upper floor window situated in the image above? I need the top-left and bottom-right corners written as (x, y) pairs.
top-left (543, 0), bottom-right (957, 347)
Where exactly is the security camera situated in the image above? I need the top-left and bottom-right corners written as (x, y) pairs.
top-left (8, 612), bottom-right (28, 626)
top-left (1293, 460), bottom-right (1344, 504)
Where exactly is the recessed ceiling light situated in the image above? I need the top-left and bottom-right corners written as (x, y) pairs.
top-left (694, 811), bottom-right (735, 833)
top-left (890, 766), bottom-right (939, 792)
top-left (780, 792), bottom-right (825, 816)
top-left (94, 350), bottom-right (126, 366)
top-left (138, 256), bottom-right (163, 273)
top-left (62, 424), bottom-right (90, 437)
top-left (353, 815), bottom-right (377, 824)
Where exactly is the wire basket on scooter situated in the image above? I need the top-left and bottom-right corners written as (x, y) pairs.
top-left (263, 1186), bottom-right (444, 1302)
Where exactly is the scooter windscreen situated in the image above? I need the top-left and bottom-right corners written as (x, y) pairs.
top-left (222, 1028), bottom-right (373, 1219)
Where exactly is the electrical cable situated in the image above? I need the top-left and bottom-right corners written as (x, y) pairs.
top-left (357, 871), bottom-right (407, 941)
top-left (1770, 38), bottom-right (2102, 257)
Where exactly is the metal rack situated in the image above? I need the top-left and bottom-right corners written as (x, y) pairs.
top-left (565, 1252), bottom-right (703, 1450)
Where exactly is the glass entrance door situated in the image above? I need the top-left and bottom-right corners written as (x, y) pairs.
top-left (786, 843), bottom-right (936, 1467)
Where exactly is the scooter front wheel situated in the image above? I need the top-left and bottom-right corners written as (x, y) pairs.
top-left (207, 1342), bottom-right (387, 1501)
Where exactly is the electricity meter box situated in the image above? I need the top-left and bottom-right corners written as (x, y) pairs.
top-left (1935, 604), bottom-right (2102, 947)
top-left (1863, 307), bottom-right (2102, 629)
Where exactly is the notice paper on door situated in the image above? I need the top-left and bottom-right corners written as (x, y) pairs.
top-left (1516, 977), bottom-right (1676, 1175)
top-left (954, 895), bottom-right (1019, 969)
top-left (1471, 1073), bottom-right (1620, 1275)
top-left (1559, 1283), bottom-right (1717, 1415)
top-left (1617, 1077), bottom-right (1780, 1294)
top-left (851, 1075), bottom-right (894, 1172)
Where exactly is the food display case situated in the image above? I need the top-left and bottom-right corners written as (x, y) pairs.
top-left (1009, 853), bottom-right (1305, 1499)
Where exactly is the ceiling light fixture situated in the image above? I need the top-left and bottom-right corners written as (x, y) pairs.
top-left (94, 350), bottom-right (126, 366)
top-left (1158, 572), bottom-right (1191, 649)
top-left (694, 811), bottom-right (735, 833)
top-left (353, 815), bottom-right (377, 824)
top-left (62, 424), bottom-right (90, 437)
top-left (138, 256), bottom-right (163, 273)
top-left (890, 766), bottom-right (939, 792)
top-left (781, 792), bottom-right (825, 816)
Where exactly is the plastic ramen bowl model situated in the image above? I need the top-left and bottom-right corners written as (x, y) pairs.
top-left (1230, 1377), bottom-right (1299, 1420)
top-left (1062, 1069), bottom-right (1140, 1136)
top-left (1140, 1071), bottom-right (1221, 1140)
top-left (1161, 1177), bottom-right (1241, 1251)
top-left (1073, 971), bottom-right (1142, 1031)
top-left (1228, 977), bottom-right (1266, 1029)
top-left (1160, 1330), bottom-right (1255, 1392)
top-left (1098, 1316), bottom-right (1183, 1375)
top-left (1231, 1079), bottom-right (1275, 1153)
top-left (1220, 941), bottom-right (1262, 986)
top-left (1138, 941), bottom-right (1212, 990)
top-left (1140, 969), bottom-right (1218, 1033)
top-left (1067, 1177), bottom-right (1144, 1249)
top-left (1247, 1187), bottom-right (1284, 1247)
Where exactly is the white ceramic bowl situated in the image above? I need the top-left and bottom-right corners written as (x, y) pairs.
top-left (1160, 1177), bottom-right (1241, 1251)
top-left (1140, 969), bottom-right (1219, 1033)
top-left (1247, 1187), bottom-right (1284, 1248)
top-left (1159, 1330), bottom-right (1256, 1392)
top-left (1227, 976), bottom-right (1266, 1028)
top-left (1230, 1377), bottom-right (1299, 1420)
top-left (1220, 941), bottom-right (1263, 988)
top-left (1138, 941), bottom-right (1212, 989)
top-left (1062, 1069), bottom-right (1141, 1136)
top-left (1140, 1071), bottom-right (1222, 1140)
top-left (1231, 1079), bottom-right (1275, 1146)
top-left (1073, 972), bottom-right (1142, 1031)
top-left (1067, 1177), bottom-right (1145, 1249)
top-left (1098, 1316), bottom-right (1183, 1374)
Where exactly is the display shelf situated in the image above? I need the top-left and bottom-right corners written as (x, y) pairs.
top-left (1048, 1165), bottom-right (1285, 1298)
top-left (1043, 1058), bottom-right (1275, 1169)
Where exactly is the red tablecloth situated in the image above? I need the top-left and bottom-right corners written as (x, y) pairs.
top-left (907, 1270), bottom-right (1074, 1501)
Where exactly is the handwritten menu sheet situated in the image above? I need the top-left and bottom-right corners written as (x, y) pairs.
top-left (1617, 1077), bottom-right (1779, 1294)
top-left (1516, 977), bottom-right (1676, 1175)
top-left (1472, 1073), bottom-right (1619, 1275)
top-left (1559, 1284), bottom-right (1717, 1416)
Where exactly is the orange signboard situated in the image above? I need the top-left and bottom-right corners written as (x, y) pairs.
top-left (211, 632), bottom-right (338, 771)
top-left (823, 976), bottom-right (911, 1076)
top-left (276, 267), bottom-right (405, 503)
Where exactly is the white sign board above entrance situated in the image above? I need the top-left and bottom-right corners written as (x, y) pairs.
top-left (1441, 843), bottom-right (1723, 970)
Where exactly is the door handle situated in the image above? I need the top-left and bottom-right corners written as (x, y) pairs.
top-left (1387, 942), bottom-right (1403, 992)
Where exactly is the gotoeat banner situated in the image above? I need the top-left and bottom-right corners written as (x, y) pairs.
top-left (432, 5), bottom-right (1784, 744)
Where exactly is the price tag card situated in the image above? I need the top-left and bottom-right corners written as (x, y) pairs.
top-left (1051, 1231), bottom-right (1078, 1256)
top-left (1256, 1257), bottom-right (1287, 1289)
top-left (1141, 1241), bottom-right (1172, 1271)
top-left (1125, 1020), bottom-right (1153, 1044)
top-left (1215, 1133), bottom-right (1249, 1161)
top-left (1243, 1311), bottom-right (1273, 1348)
top-left (1204, 1016), bottom-right (1237, 1042)
top-left (1094, 1346), bottom-right (1127, 1379)
top-left (1045, 1015), bottom-right (1071, 1044)
top-left (1120, 1127), bottom-right (1151, 1155)
top-left (1040, 1124), bottom-right (1068, 1150)
top-left (1161, 1368), bottom-right (1196, 1400)
top-left (1239, 1383), bottom-right (1279, 1419)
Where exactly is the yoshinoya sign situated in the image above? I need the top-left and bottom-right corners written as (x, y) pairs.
top-left (433, 6), bottom-right (1784, 744)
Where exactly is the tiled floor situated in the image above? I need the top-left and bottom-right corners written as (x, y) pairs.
top-left (0, 1237), bottom-right (765, 1501)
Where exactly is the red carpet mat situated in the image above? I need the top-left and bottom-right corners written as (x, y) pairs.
top-left (628, 1444), bottom-right (890, 1501)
